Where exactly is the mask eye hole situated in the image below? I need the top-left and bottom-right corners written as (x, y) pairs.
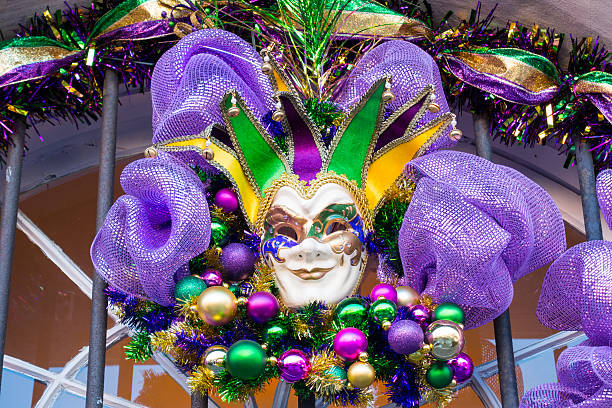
top-left (276, 225), bottom-right (299, 241)
top-left (325, 220), bottom-right (348, 235)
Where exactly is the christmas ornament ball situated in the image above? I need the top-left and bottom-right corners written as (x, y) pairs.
top-left (396, 286), bottom-right (420, 307)
top-left (370, 283), bottom-right (398, 303)
top-left (247, 291), bottom-right (280, 324)
top-left (174, 275), bottom-right (207, 302)
top-left (325, 366), bottom-right (347, 383)
top-left (426, 361), bottom-right (454, 388)
top-left (197, 286), bottom-right (237, 326)
top-left (334, 297), bottom-right (368, 329)
top-left (226, 340), bottom-right (267, 380)
top-left (369, 298), bottom-right (397, 325)
top-left (333, 328), bottom-right (368, 361)
top-left (425, 320), bottom-right (465, 360)
top-left (434, 303), bottom-right (465, 325)
top-left (347, 361), bottom-right (375, 388)
top-left (201, 269), bottom-right (223, 286)
top-left (210, 219), bottom-right (229, 247)
top-left (448, 353), bottom-right (474, 383)
top-left (387, 320), bottom-right (424, 355)
top-left (409, 304), bottom-right (431, 328)
top-left (220, 243), bottom-right (256, 281)
top-left (278, 349), bottom-right (311, 383)
top-left (214, 188), bottom-right (239, 212)
top-left (265, 324), bottom-right (286, 344)
top-left (204, 345), bottom-right (228, 374)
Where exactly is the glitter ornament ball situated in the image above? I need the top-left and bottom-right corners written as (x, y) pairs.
top-left (370, 283), bottom-right (398, 303)
top-left (396, 286), bottom-right (420, 307)
top-left (426, 361), bottom-right (454, 388)
top-left (201, 269), bottom-right (223, 287)
top-left (448, 353), bottom-right (474, 383)
top-left (409, 304), bottom-right (431, 328)
top-left (333, 328), bottom-right (368, 361)
top-left (204, 345), bottom-right (228, 374)
top-left (425, 320), bottom-right (465, 360)
top-left (197, 286), bottom-right (237, 326)
top-left (226, 340), bottom-right (267, 380)
top-left (369, 298), bottom-right (397, 325)
top-left (214, 188), bottom-right (239, 212)
top-left (387, 320), bottom-right (424, 355)
top-left (220, 243), bottom-right (255, 281)
top-left (334, 298), bottom-right (368, 329)
top-left (433, 303), bottom-right (465, 325)
top-left (278, 349), bottom-right (311, 383)
top-left (247, 291), bottom-right (280, 324)
top-left (173, 275), bottom-right (207, 302)
top-left (347, 361), bottom-right (375, 388)
top-left (210, 219), bottom-right (229, 247)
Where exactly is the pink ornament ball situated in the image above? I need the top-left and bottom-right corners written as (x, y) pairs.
top-left (214, 188), bottom-right (239, 212)
top-left (448, 353), bottom-right (474, 383)
top-left (333, 328), bottom-right (368, 361)
top-left (278, 349), bottom-right (311, 383)
top-left (409, 304), bottom-right (431, 328)
top-left (201, 269), bottom-right (223, 286)
top-left (370, 283), bottom-right (398, 304)
top-left (247, 291), bottom-right (280, 324)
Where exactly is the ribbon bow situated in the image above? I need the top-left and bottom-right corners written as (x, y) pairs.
top-left (398, 150), bottom-right (566, 329)
top-left (520, 169), bottom-right (612, 407)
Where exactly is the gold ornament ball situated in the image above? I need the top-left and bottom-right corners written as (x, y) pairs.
top-left (204, 345), bottom-right (228, 374)
top-left (347, 361), bottom-right (375, 389)
top-left (396, 286), bottom-right (420, 307)
top-left (268, 356), bottom-right (278, 366)
top-left (382, 321), bottom-right (392, 331)
top-left (425, 320), bottom-right (465, 360)
top-left (358, 352), bottom-right (369, 362)
top-left (197, 286), bottom-right (237, 326)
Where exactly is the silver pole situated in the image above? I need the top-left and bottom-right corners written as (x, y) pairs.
top-left (0, 117), bottom-right (26, 393)
top-left (473, 112), bottom-right (520, 408)
top-left (574, 139), bottom-right (603, 241)
top-left (85, 69), bottom-right (119, 407)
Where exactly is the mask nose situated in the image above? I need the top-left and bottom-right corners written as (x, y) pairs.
top-left (286, 238), bottom-right (329, 265)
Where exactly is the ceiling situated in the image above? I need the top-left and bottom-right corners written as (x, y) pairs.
top-left (1, 0), bottom-right (610, 48)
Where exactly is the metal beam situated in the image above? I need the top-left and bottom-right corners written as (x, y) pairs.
top-left (0, 117), bottom-right (26, 392)
top-left (574, 139), bottom-right (603, 241)
top-left (86, 69), bottom-right (119, 407)
top-left (472, 112), bottom-right (520, 408)
top-left (192, 391), bottom-right (208, 408)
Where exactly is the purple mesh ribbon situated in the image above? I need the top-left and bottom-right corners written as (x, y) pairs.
top-left (334, 40), bottom-right (454, 153)
top-left (397, 150), bottom-right (566, 328)
top-left (90, 153), bottom-right (211, 306)
top-left (151, 29), bottom-right (275, 144)
top-left (597, 169), bottom-right (612, 228)
top-left (520, 170), bottom-right (612, 407)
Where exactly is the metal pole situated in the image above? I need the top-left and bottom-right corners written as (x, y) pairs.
top-left (473, 112), bottom-right (520, 408)
top-left (574, 138), bottom-right (603, 241)
top-left (297, 395), bottom-right (316, 408)
top-left (191, 391), bottom-right (208, 408)
top-left (0, 117), bottom-right (26, 392)
top-left (86, 69), bottom-right (119, 407)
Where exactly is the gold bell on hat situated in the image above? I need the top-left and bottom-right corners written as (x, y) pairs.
top-left (261, 55), bottom-right (272, 74)
top-left (382, 80), bottom-right (395, 103)
top-left (144, 147), bottom-right (157, 158)
top-left (228, 95), bottom-right (240, 117)
top-left (202, 148), bottom-right (214, 160)
top-left (450, 129), bottom-right (463, 141)
top-left (272, 100), bottom-right (285, 122)
top-left (428, 103), bottom-right (440, 113)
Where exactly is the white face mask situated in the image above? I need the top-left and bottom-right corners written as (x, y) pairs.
top-left (260, 182), bottom-right (367, 308)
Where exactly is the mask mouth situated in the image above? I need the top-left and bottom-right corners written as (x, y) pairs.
top-left (288, 265), bottom-right (334, 280)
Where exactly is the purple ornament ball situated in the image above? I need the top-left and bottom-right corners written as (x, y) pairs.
top-left (333, 328), bottom-right (368, 361)
top-left (214, 188), bottom-right (239, 212)
top-left (220, 243), bottom-right (255, 281)
top-left (278, 349), bottom-right (311, 383)
top-left (201, 269), bottom-right (223, 287)
top-left (247, 292), bottom-right (280, 324)
top-left (409, 304), bottom-right (431, 328)
top-left (370, 283), bottom-right (398, 304)
top-left (448, 353), bottom-right (474, 383)
top-left (387, 320), bottom-right (424, 355)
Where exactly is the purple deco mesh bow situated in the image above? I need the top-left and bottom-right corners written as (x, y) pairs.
top-left (397, 151), bottom-right (566, 329)
top-left (520, 169), bottom-right (612, 408)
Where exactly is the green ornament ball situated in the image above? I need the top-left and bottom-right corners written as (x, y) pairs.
top-left (434, 303), bottom-right (465, 325)
top-left (174, 275), bottom-right (207, 302)
top-left (334, 298), bottom-right (368, 329)
top-left (210, 218), bottom-right (229, 247)
top-left (325, 366), bottom-right (347, 383)
top-left (369, 298), bottom-right (397, 325)
top-left (264, 324), bottom-right (286, 344)
top-left (426, 361), bottom-right (454, 389)
top-left (226, 340), bottom-right (267, 380)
